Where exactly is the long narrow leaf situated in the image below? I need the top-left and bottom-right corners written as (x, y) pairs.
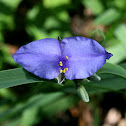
top-left (97, 63), bottom-right (126, 79)
top-left (0, 68), bottom-right (43, 89)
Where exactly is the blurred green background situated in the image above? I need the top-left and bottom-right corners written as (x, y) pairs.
top-left (0, 0), bottom-right (126, 126)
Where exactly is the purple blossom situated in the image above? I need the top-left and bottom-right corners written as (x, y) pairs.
top-left (12, 36), bottom-right (113, 80)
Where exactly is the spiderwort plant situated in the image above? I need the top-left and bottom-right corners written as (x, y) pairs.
top-left (12, 36), bottom-right (112, 102)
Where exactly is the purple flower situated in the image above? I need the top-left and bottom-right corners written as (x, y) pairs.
top-left (12, 36), bottom-right (112, 80)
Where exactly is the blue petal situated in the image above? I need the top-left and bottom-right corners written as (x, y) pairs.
top-left (13, 38), bottom-right (61, 79)
top-left (61, 36), bottom-right (112, 80)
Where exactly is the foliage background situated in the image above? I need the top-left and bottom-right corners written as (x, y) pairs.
top-left (0, 0), bottom-right (126, 125)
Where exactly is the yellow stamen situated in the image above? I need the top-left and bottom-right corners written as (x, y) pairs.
top-left (60, 70), bottom-right (63, 73)
top-left (64, 68), bottom-right (68, 71)
top-left (59, 61), bottom-right (63, 66)
top-left (66, 56), bottom-right (69, 60)
top-left (62, 69), bottom-right (66, 73)
top-left (60, 68), bottom-right (68, 73)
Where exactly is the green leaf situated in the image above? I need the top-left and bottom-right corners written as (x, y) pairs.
top-left (21, 107), bottom-right (40, 126)
top-left (97, 63), bottom-right (126, 79)
top-left (106, 24), bottom-right (126, 64)
top-left (84, 75), bottom-right (126, 92)
top-left (42, 95), bottom-right (78, 116)
top-left (0, 92), bottom-right (64, 121)
top-left (2, 93), bottom-right (77, 126)
top-left (114, 0), bottom-right (126, 10)
top-left (0, 0), bottom-right (22, 10)
top-left (26, 25), bottom-right (48, 40)
top-left (82, 0), bottom-right (104, 15)
top-left (0, 68), bottom-right (43, 89)
top-left (82, 63), bottom-right (126, 92)
top-left (43, 0), bottom-right (70, 8)
top-left (44, 17), bottom-right (60, 29)
top-left (64, 73), bottom-right (126, 93)
top-left (114, 24), bottom-right (126, 47)
top-left (3, 118), bottom-right (21, 126)
top-left (106, 38), bottom-right (126, 64)
top-left (94, 8), bottom-right (121, 25)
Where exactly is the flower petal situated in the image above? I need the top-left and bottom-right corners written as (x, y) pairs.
top-left (61, 36), bottom-right (112, 80)
top-left (13, 38), bottom-right (61, 79)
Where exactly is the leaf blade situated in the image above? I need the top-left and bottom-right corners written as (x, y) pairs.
top-left (0, 68), bottom-right (43, 89)
top-left (97, 63), bottom-right (126, 79)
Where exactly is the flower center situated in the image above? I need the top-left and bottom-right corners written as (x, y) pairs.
top-left (59, 56), bottom-right (69, 73)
